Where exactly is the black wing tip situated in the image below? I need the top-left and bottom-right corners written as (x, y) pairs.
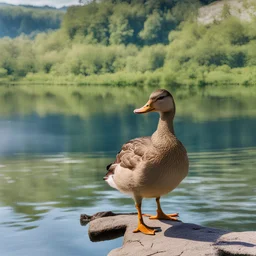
top-left (106, 163), bottom-right (112, 170)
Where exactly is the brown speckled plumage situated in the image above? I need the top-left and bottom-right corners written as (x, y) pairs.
top-left (104, 89), bottom-right (189, 206)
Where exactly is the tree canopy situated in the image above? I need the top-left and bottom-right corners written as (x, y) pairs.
top-left (62, 0), bottom-right (211, 45)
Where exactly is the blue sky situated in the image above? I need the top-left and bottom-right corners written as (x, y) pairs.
top-left (1, 0), bottom-right (81, 8)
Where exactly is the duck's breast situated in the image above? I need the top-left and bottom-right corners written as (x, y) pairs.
top-left (138, 144), bottom-right (189, 198)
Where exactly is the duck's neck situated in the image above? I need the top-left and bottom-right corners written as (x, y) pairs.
top-left (152, 111), bottom-right (175, 147)
top-left (158, 111), bottom-right (175, 134)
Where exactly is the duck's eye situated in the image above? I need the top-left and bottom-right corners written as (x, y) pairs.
top-left (157, 96), bottom-right (165, 101)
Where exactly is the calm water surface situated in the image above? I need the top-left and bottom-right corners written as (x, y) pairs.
top-left (0, 85), bottom-right (255, 256)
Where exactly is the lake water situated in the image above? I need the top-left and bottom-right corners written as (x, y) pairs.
top-left (0, 85), bottom-right (255, 256)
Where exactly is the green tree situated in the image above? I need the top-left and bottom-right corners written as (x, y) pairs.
top-left (139, 11), bottom-right (163, 44)
top-left (109, 7), bottom-right (134, 45)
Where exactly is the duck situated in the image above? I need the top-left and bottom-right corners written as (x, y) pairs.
top-left (104, 89), bottom-right (189, 235)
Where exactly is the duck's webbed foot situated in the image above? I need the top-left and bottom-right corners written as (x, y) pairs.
top-left (133, 222), bottom-right (156, 235)
top-left (144, 197), bottom-right (180, 221)
top-left (134, 201), bottom-right (157, 235)
top-left (144, 211), bottom-right (179, 221)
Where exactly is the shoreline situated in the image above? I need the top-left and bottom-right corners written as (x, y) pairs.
top-left (1, 70), bottom-right (256, 89)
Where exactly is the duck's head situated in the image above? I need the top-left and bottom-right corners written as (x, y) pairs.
top-left (134, 89), bottom-right (175, 115)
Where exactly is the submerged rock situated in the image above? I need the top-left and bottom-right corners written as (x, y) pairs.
top-left (83, 212), bottom-right (256, 256)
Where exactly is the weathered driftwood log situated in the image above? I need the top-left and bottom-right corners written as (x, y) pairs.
top-left (81, 211), bottom-right (256, 256)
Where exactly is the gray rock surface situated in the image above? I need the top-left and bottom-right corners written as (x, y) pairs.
top-left (215, 232), bottom-right (256, 256)
top-left (85, 212), bottom-right (256, 256)
top-left (198, 0), bottom-right (256, 24)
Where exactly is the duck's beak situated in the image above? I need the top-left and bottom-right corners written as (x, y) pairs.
top-left (134, 99), bottom-right (154, 114)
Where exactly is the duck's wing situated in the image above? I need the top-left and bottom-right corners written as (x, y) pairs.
top-left (104, 137), bottom-right (151, 178)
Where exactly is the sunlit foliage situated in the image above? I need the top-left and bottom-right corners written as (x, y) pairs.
top-left (0, 0), bottom-right (255, 87)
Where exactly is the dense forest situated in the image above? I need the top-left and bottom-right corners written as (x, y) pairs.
top-left (0, 5), bottom-right (64, 37)
top-left (63, 0), bottom-right (217, 45)
top-left (0, 0), bottom-right (255, 87)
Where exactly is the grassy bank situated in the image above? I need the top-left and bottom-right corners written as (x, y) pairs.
top-left (1, 65), bottom-right (256, 88)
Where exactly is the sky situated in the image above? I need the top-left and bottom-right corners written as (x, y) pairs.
top-left (0, 0), bottom-right (81, 8)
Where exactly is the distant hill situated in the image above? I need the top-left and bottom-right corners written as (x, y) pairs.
top-left (14, 4), bottom-right (67, 11)
top-left (0, 2), bottom-right (68, 11)
top-left (0, 3), bottom-right (65, 38)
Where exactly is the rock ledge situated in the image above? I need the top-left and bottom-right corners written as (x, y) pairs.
top-left (81, 212), bottom-right (256, 256)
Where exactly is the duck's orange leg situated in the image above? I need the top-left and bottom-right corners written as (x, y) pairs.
top-left (144, 197), bottom-right (180, 221)
top-left (133, 203), bottom-right (156, 235)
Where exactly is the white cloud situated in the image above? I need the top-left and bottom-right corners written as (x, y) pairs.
top-left (1, 0), bottom-right (80, 8)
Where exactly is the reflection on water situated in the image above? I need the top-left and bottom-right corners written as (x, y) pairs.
top-left (0, 149), bottom-right (255, 232)
top-left (0, 85), bottom-right (256, 256)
